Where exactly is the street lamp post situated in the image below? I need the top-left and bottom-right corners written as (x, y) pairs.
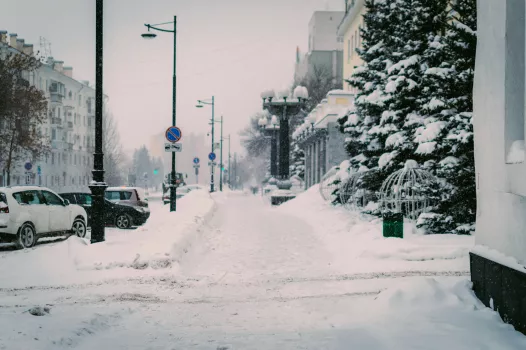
top-left (224, 134), bottom-right (231, 188)
top-left (89, 0), bottom-right (107, 244)
top-left (196, 97), bottom-right (215, 192)
top-left (142, 16), bottom-right (178, 212)
top-left (258, 115), bottom-right (280, 179)
top-left (260, 87), bottom-right (308, 205)
top-left (219, 116), bottom-right (224, 191)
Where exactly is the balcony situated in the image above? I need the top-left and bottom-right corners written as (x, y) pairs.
top-left (50, 92), bottom-right (63, 104)
top-left (51, 117), bottom-right (62, 126)
top-left (51, 140), bottom-right (65, 150)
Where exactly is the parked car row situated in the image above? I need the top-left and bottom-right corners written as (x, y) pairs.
top-left (0, 185), bottom-right (151, 249)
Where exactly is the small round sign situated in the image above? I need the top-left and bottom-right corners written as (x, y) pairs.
top-left (165, 126), bottom-right (182, 143)
top-left (208, 152), bottom-right (216, 161)
top-left (24, 162), bottom-right (32, 171)
top-left (193, 157), bottom-right (200, 165)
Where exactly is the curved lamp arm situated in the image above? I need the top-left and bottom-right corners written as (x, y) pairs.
top-left (144, 23), bottom-right (175, 33)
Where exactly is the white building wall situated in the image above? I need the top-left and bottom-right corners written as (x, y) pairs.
top-left (473, 0), bottom-right (526, 265)
top-left (308, 11), bottom-right (345, 52)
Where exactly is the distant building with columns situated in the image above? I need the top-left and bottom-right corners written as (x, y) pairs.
top-left (294, 90), bottom-right (353, 188)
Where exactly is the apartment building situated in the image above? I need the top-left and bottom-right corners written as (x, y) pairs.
top-left (0, 31), bottom-right (97, 192)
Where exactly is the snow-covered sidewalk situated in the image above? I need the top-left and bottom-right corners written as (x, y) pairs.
top-left (280, 185), bottom-right (474, 275)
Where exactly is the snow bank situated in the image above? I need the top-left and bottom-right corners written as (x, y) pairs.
top-left (366, 278), bottom-right (526, 349)
top-left (375, 278), bottom-right (476, 309)
top-left (0, 189), bottom-right (216, 288)
top-left (280, 185), bottom-right (474, 274)
top-left (471, 245), bottom-right (526, 273)
top-left (506, 140), bottom-right (525, 164)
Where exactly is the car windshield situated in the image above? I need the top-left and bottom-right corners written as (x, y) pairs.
top-left (105, 191), bottom-right (132, 201)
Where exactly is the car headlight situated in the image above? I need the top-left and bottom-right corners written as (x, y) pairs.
top-left (134, 207), bottom-right (145, 213)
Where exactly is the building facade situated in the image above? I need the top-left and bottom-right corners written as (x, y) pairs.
top-left (294, 11), bottom-right (345, 84)
top-left (471, 0), bottom-right (526, 335)
top-left (294, 90), bottom-right (353, 188)
top-left (337, 0), bottom-right (366, 92)
top-left (0, 31), bottom-right (96, 193)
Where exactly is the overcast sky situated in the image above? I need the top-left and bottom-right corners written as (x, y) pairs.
top-left (3, 0), bottom-right (344, 156)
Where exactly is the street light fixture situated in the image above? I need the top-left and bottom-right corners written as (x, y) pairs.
top-left (141, 26), bottom-right (157, 39)
top-left (196, 97), bottom-right (215, 192)
top-left (141, 17), bottom-right (178, 212)
top-left (261, 86), bottom-right (308, 205)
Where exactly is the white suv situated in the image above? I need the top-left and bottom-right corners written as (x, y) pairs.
top-left (0, 186), bottom-right (88, 249)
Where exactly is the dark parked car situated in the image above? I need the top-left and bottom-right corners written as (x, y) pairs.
top-left (59, 192), bottom-right (150, 229)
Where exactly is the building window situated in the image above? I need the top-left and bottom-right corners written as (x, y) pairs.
top-left (505, 1), bottom-right (525, 164)
top-left (347, 39), bottom-right (351, 62)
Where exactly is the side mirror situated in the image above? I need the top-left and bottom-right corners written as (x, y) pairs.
top-left (63, 199), bottom-right (70, 206)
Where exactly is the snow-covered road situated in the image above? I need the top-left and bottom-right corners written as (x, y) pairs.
top-left (0, 191), bottom-right (524, 349)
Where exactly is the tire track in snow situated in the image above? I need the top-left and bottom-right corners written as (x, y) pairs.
top-left (278, 270), bottom-right (470, 284)
top-left (0, 269), bottom-right (469, 294)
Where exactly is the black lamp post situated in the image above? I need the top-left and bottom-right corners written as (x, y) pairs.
top-left (260, 88), bottom-right (308, 204)
top-left (196, 97), bottom-right (215, 192)
top-left (258, 115), bottom-right (280, 179)
top-left (142, 16), bottom-right (178, 212)
top-left (89, 0), bottom-right (107, 244)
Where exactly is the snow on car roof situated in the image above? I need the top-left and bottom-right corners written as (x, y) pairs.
top-left (0, 185), bottom-right (47, 193)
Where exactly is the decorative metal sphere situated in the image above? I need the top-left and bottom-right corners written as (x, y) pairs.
top-left (319, 166), bottom-right (342, 202)
top-left (339, 170), bottom-right (376, 210)
top-left (379, 159), bottom-right (437, 220)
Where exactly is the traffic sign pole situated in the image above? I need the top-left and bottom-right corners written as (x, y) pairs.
top-left (165, 124), bottom-right (182, 213)
top-left (210, 96), bottom-right (215, 193)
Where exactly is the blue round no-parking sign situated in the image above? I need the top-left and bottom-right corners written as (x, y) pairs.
top-left (165, 126), bottom-right (182, 143)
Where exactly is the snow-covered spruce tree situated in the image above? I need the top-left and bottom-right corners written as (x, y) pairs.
top-left (339, 0), bottom-right (399, 192)
top-left (372, 0), bottom-right (449, 175)
top-left (415, 0), bottom-right (477, 234)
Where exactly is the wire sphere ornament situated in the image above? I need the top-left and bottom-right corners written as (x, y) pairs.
top-left (339, 170), bottom-right (376, 210)
top-left (379, 159), bottom-right (437, 220)
top-left (319, 166), bottom-right (343, 202)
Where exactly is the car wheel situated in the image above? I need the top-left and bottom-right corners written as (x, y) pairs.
top-left (16, 223), bottom-right (37, 249)
top-left (115, 214), bottom-right (132, 229)
top-left (71, 218), bottom-right (87, 238)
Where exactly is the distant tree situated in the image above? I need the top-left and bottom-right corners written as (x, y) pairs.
top-left (132, 146), bottom-right (153, 188)
top-left (239, 112), bottom-right (271, 158)
top-left (294, 64), bottom-right (342, 111)
top-left (0, 49), bottom-right (49, 185)
top-left (102, 106), bottom-right (124, 186)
